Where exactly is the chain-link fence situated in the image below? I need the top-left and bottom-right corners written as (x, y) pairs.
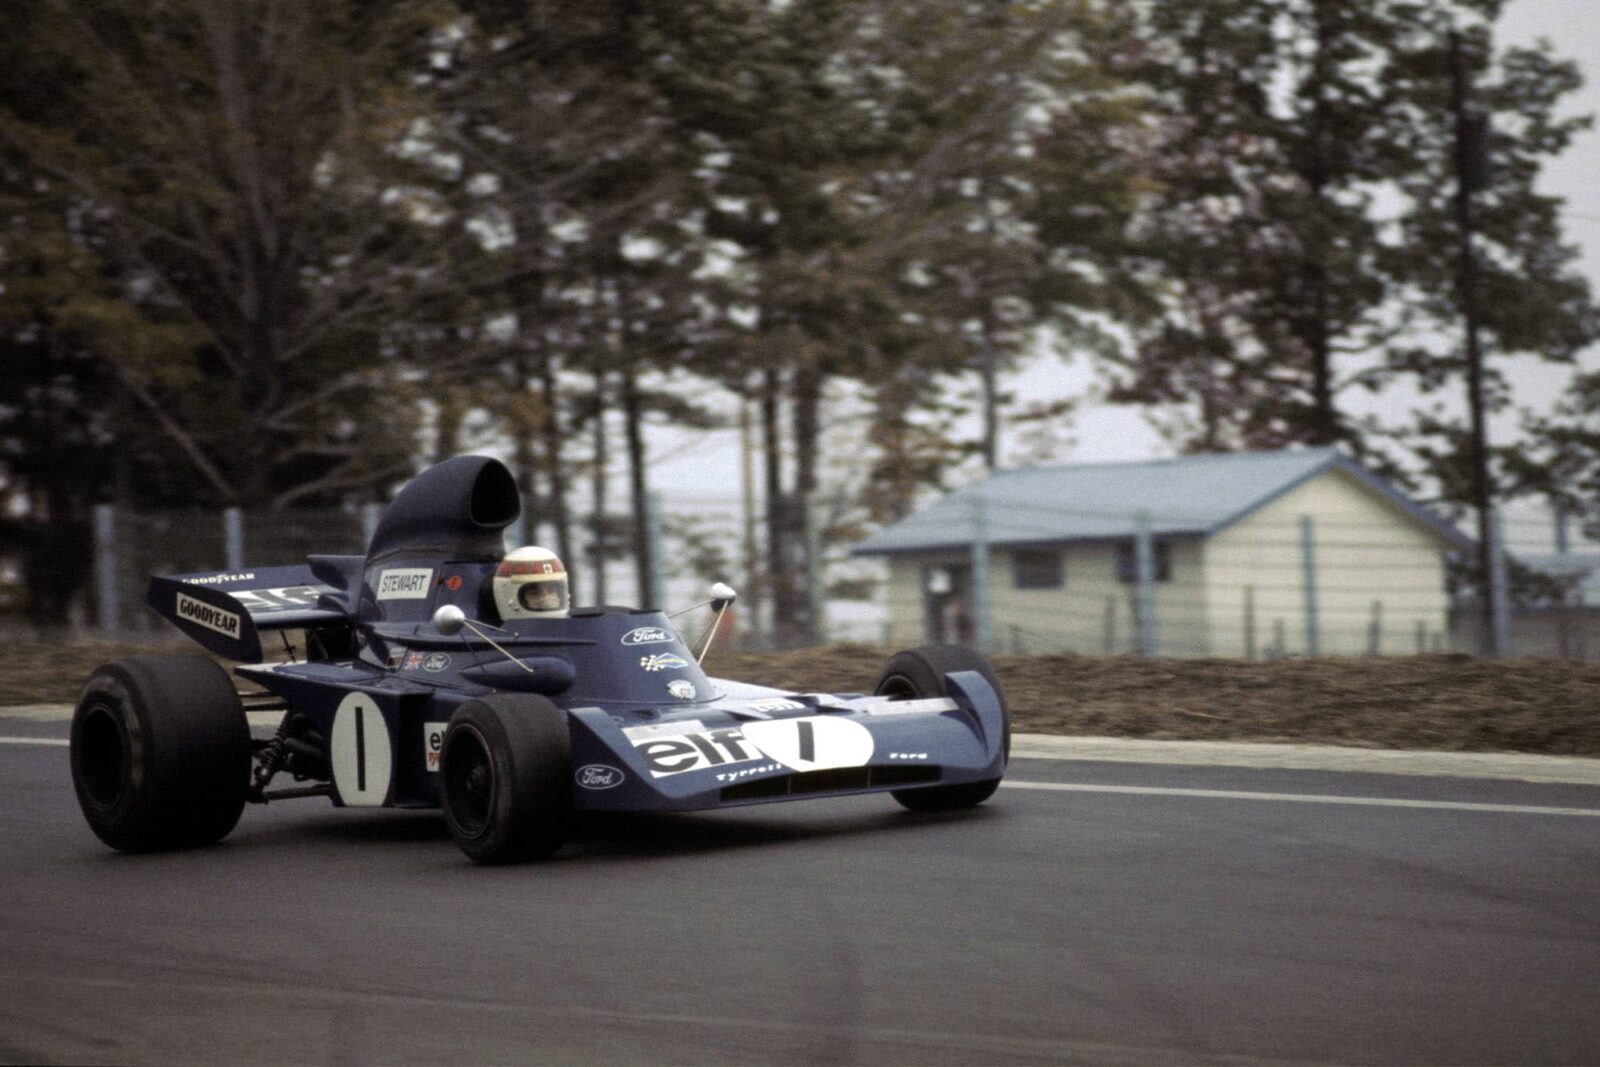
top-left (11, 495), bottom-right (1594, 660)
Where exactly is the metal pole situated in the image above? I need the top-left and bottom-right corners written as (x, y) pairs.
top-left (969, 493), bottom-right (991, 652)
top-left (94, 503), bottom-right (118, 635)
top-left (1300, 515), bottom-right (1319, 657)
top-left (1244, 585), bottom-right (1256, 659)
top-left (1134, 510), bottom-right (1156, 656)
top-left (1488, 507), bottom-right (1511, 656)
top-left (361, 502), bottom-right (382, 552)
top-left (644, 491), bottom-right (665, 611)
top-left (223, 507), bottom-right (244, 571)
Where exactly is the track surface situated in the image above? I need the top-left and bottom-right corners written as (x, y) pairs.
top-left (4, 720), bottom-right (1599, 1065)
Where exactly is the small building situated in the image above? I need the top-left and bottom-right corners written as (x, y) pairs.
top-left (852, 448), bottom-right (1472, 657)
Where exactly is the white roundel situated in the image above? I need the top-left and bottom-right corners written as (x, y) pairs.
top-left (330, 692), bottom-right (393, 806)
top-left (741, 716), bottom-right (874, 773)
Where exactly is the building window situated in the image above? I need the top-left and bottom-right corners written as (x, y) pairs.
top-left (1116, 541), bottom-right (1171, 583)
top-left (1013, 550), bottom-right (1064, 590)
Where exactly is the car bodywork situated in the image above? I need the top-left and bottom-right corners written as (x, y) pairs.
top-left (144, 456), bottom-right (1007, 818)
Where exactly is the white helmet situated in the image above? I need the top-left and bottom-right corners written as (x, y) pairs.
top-left (493, 546), bottom-right (569, 620)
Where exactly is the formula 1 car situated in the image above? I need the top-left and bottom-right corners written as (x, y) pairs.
top-left (69, 456), bottom-right (1009, 863)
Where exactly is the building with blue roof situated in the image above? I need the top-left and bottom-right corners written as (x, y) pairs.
top-left (852, 447), bottom-right (1472, 657)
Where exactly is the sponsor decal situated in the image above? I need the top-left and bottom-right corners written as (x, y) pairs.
top-left (746, 698), bottom-right (805, 713)
top-left (575, 764), bottom-right (626, 790)
top-left (232, 586), bottom-right (322, 613)
top-left (184, 572), bottom-right (255, 586)
top-left (423, 722), bottom-right (447, 772)
top-left (889, 752), bottom-right (929, 760)
top-left (622, 720), bottom-right (705, 741)
top-left (639, 653), bottom-right (690, 673)
top-left (422, 652), bottom-right (451, 673)
top-left (443, 575), bottom-right (463, 592)
top-left (635, 728), bottom-right (758, 777)
top-left (621, 626), bottom-right (673, 647)
top-left (667, 679), bottom-right (697, 701)
top-left (402, 651), bottom-right (426, 671)
top-left (376, 568), bottom-right (433, 600)
top-left (716, 762), bottom-right (781, 784)
top-left (175, 592), bottom-right (242, 639)
top-left (630, 716), bottom-right (876, 778)
top-left (860, 696), bottom-right (959, 717)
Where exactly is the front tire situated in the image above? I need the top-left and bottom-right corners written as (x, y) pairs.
top-left (70, 655), bottom-right (251, 852)
top-left (874, 645), bottom-right (1009, 812)
top-left (440, 694), bottom-right (571, 864)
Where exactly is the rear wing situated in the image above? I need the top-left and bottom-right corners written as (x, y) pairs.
top-left (146, 556), bottom-right (362, 661)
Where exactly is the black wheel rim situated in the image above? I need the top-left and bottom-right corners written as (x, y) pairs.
top-left (876, 673), bottom-right (921, 701)
top-left (444, 726), bottom-right (494, 838)
top-left (77, 702), bottom-right (129, 810)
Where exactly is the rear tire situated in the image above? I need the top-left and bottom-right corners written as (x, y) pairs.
top-left (874, 645), bottom-right (1009, 812)
top-left (440, 694), bottom-right (571, 864)
top-left (70, 655), bottom-right (250, 852)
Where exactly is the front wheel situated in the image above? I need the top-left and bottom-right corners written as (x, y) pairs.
top-left (440, 694), bottom-right (571, 864)
top-left (873, 645), bottom-right (1009, 812)
top-left (70, 655), bottom-right (251, 852)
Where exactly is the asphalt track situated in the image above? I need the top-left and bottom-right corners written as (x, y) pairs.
top-left (3, 713), bottom-right (1598, 1065)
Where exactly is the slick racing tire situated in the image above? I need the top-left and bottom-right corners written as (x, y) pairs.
top-left (874, 645), bottom-right (1009, 812)
top-left (440, 694), bottom-right (571, 864)
top-left (70, 655), bottom-right (251, 852)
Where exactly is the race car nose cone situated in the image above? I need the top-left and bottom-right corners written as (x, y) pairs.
top-left (432, 604), bottom-right (466, 635)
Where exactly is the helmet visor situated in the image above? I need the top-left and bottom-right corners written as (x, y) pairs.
top-left (517, 579), bottom-right (568, 614)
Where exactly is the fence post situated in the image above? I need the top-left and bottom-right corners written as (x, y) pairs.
top-left (361, 502), bottom-right (383, 552)
top-left (1134, 510), bottom-right (1156, 656)
top-left (94, 503), bottom-right (118, 635)
top-left (1243, 585), bottom-right (1256, 659)
top-left (1103, 595), bottom-right (1117, 654)
top-left (1368, 599), bottom-right (1383, 656)
top-left (1488, 508), bottom-right (1512, 656)
top-left (969, 493), bottom-right (991, 652)
top-left (1300, 515), bottom-right (1319, 657)
top-left (644, 490), bottom-right (665, 611)
top-left (1416, 619), bottom-right (1427, 655)
top-left (223, 507), bottom-right (244, 571)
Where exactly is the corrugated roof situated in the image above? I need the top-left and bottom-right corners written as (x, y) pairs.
top-left (852, 447), bottom-right (1472, 556)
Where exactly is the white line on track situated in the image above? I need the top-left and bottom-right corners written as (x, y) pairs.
top-left (3, 732), bottom-right (1596, 818)
top-left (1002, 780), bottom-right (1600, 818)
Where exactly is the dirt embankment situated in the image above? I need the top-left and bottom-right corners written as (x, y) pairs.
top-left (9, 641), bottom-right (1599, 757)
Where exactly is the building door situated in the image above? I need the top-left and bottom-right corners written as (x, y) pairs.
top-left (923, 563), bottom-right (974, 645)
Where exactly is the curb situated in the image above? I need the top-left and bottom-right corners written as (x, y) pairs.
top-left (1012, 733), bottom-right (1600, 786)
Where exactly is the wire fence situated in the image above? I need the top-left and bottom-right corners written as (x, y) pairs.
top-left (9, 495), bottom-right (1596, 661)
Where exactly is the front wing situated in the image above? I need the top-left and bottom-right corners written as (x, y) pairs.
top-left (563, 670), bottom-right (1006, 812)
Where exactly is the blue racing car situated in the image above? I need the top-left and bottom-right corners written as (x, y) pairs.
top-left (69, 456), bottom-right (1009, 863)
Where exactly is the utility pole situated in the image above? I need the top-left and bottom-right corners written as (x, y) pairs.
top-left (1449, 28), bottom-right (1502, 656)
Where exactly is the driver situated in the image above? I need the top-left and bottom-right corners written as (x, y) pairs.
top-left (492, 546), bottom-right (570, 620)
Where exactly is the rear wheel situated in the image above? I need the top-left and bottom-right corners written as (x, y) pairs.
top-left (440, 694), bottom-right (571, 864)
top-left (70, 655), bottom-right (251, 852)
top-left (874, 645), bottom-right (1009, 812)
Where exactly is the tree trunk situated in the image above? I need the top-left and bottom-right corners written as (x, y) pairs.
top-left (789, 363), bottom-right (823, 644)
top-left (590, 363), bottom-right (609, 606)
top-left (620, 365), bottom-right (653, 607)
top-left (537, 356), bottom-right (574, 588)
top-left (761, 364), bottom-right (797, 646)
top-left (509, 353), bottom-right (538, 545)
